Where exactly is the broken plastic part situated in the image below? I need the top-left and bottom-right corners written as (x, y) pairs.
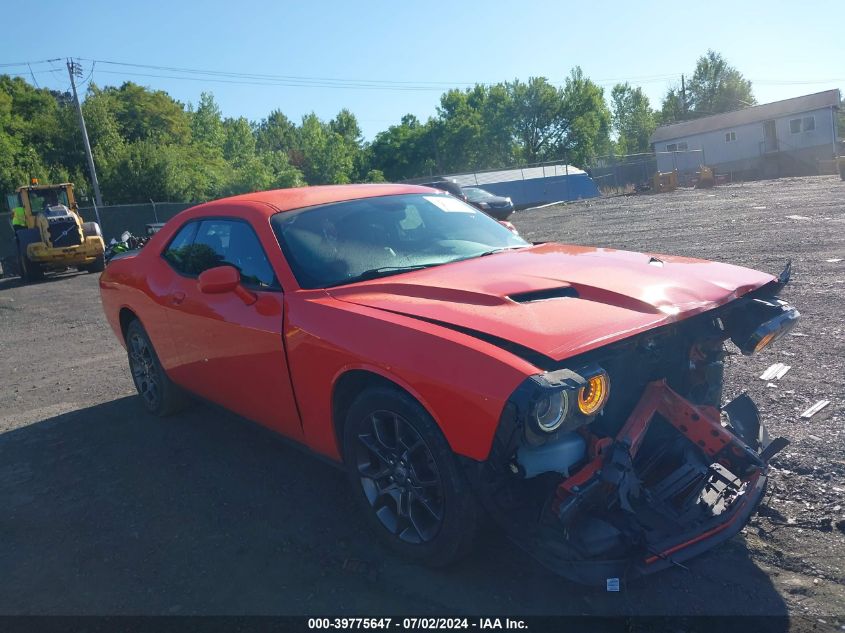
top-left (515, 432), bottom-right (586, 479)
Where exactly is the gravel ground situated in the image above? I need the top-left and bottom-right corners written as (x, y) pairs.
top-left (0, 176), bottom-right (843, 622)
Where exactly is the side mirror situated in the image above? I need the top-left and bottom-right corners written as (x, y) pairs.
top-left (197, 265), bottom-right (257, 305)
top-left (198, 265), bottom-right (240, 294)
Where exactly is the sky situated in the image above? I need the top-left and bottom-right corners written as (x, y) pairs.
top-left (2, 0), bottom-right (842, 140)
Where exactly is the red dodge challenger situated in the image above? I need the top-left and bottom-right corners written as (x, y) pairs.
top-left (99, 184), bottom-right (798, 584)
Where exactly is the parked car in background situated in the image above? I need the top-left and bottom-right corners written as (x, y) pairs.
top-left (417, 179), bottom-right (467, 201)
top-left (461, 187), bottom-right (514, 220)
top-left (99, 183), bottom-right (798, 584)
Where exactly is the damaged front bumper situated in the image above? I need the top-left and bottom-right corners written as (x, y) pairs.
top-left (478, 381), bottom-right (788, 586)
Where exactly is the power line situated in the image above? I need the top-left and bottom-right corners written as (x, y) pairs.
top-left (93, 69), bottom-right (451, 91)
top-left (0, 58), bottom-right (60, 68)
top-left (26, 63), bottom-right (39, 88)
top-left (84, 58), bottom-right (486, 88)
top-left (4, 56), bottom-right (843, 93)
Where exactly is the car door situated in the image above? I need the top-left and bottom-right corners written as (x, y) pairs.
top-left (160, 217), bottom-right (302, 440)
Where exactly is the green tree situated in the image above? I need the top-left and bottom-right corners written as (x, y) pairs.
top-left (223, 116), bottom-right (256, 164)
top-left (103, 82), bottom-right (191, 144)
top-left (557, 68), bottom-right (612, 165)
top-left (610, 83), bottom-right (656, 154)
top-left (368, 114), bottom-right (437, 181)
top-left (255, 109), bottom-right (298, 155)
top-left (507, 77), bottom-right (563, 163)
top-left (191, 92), bottom-right (225, 152)
top-left (660, 51), bottom-right (755, 123)
top-left (298, 113), bottom-right (357, 185)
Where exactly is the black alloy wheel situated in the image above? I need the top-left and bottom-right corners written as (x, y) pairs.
top-left (354, 409), bottom-right (445, 544)
top-left (128, 326), bottom-right (161, 411)
top-left (125, 319), bottom-right (188, 417)
top-left (343, 387), bottom-right (478, 566)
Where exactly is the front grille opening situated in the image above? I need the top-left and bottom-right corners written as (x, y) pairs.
top-left (48, 221), bottom-right (81, 247)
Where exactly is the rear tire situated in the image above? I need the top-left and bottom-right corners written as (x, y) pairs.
top-left (125, 319), bottom-right (189, 416)
top-left (343, 386), bottom-right (479, 567)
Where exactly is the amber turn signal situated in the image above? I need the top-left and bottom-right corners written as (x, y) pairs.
top-left (753, 331), bottom-right (777, 353)
top-left (577, 372), bottom-right (610, 416)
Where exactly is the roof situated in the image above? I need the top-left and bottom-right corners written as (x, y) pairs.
top-left (16, 182), bottom-right (73, 192)
top-left (650, 89), bottom-right (841, 143)
top-left (446, 164), bottom-right (586, 187)
top-left (192, 183), bottom-right (435, 216)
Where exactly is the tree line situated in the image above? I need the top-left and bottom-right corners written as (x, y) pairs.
top-left (1, 51), bottom-right (762, 205)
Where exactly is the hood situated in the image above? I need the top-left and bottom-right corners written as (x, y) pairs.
top-left (328, 243), bottom-right (775, 362)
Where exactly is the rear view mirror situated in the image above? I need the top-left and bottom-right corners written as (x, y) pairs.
top-left (198, 265), bottom-right (240, 294)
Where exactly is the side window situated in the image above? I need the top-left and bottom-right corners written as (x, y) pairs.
top-left (219, 221), bottom-right (277, 289)
top-left (6, 193), bottom-right (21, 212)
top-left (163, 218), bottom-right (278, 289)
top-left (194, 220), bottom-right (278, 289)
top-left (790, 119), bottom-right (801, 134)
top-left (162, 222), bottom-right (200, 274)
top-left (803, 116), bottom-right (815, 132)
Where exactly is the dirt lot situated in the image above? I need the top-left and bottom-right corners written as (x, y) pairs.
top-left (0, 176), bottom-right (843, 620)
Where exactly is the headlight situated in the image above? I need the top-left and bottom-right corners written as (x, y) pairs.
top-left (514, 364), bottom-right (611, 444)
top-left (533, 389), bottom-right (568, 432)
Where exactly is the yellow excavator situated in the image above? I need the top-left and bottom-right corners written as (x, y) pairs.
top-left (7, 180), bottom-right (105, 282)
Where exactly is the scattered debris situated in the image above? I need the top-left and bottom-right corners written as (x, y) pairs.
top-left (760, 363), bottom-right (791, 381)
top-left (808, 435), bottom-right (822, 441)
top-left (606, 578), bottom-right (620, 592)
top-left (800, 400), bottom-right (831, 419)
top-left (753, 206), bottom-right (767, 210)
top-left (786, 215), bottom-right (810, 220)
top-left (826, 258), bottom-right (843, 263)
top-left (790, 332), bottom-right (808, 337)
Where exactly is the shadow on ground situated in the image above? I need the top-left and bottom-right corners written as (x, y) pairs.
top-left (0, 396), bottom-right (788, 619)
top-left (0, 270), bottom-right (92, 291)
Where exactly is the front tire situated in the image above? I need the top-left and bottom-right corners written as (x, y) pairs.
top-left (18, 251), bottom-right (43, 282)
top-left (125, 319), bottom-right (188, 416)
top-left (87, 254), bottom-right (105, 273)
top-left (343, 387), bottom-right (478, 567)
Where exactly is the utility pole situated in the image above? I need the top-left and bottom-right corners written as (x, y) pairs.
top-left (680, 74), bottom-right (687, 119)
top-left (67, 59), bottom-right (104, 209)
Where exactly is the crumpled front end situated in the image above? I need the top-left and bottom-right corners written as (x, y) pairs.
top-left (472, 282), bottom-right (797, 585)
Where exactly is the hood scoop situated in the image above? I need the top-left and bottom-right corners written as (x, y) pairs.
top-left (508, 286), bottom-right (578, 303)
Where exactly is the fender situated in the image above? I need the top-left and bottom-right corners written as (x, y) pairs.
top-left (283, 290), bottom-right (538, 462)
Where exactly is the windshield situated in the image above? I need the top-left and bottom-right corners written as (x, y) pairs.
top-left (27, 188), bottom-right (69, 213)
top-left (462, 187), bottom-right (496, 202)
top-left (271, 193), bottom-right (528, 289)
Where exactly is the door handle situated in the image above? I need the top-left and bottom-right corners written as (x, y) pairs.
top-left (170, 291), bottom-right (186, 306)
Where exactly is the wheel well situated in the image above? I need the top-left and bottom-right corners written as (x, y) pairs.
top-left (332, 370), bottom-right (417, 453)
top-left (118, 308), bottom-right (138, 342)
